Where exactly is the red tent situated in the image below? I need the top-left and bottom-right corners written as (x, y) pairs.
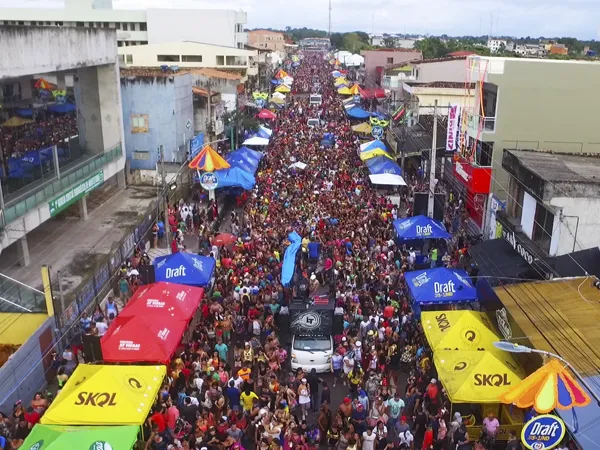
top-left (257, 109), bottom-right (277, 120)
top-left (361, 88), bottom-right (386, 99)
top-left (119, 282), bottom-right (204, 322)
top-left (100, 315), bottom-right (187, 364)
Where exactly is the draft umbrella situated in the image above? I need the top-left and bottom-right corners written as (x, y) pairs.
top-left (21, 425), bottom-right (139, 450)
top-left (360, 149), bottom-right (394, 162)
top-left (346, 106), bottom-right (372, 119)
top-left (213, 233), bottom-right (237, 247)
top-left (407, 267), bottom-right (477, 305)
top-left (337, 87), bottom-right (353, 95)
top-left (352, 122), bottom-right (372, 134)
top-left (393, 215), bottom-right (451, 239)
top-left (119, 282), bottom-right (204, 322)
top-left (41, 365), bottom-right (166, 425)
top-left (275, 85), bottom-right (291, 93)
top-left (101, 314), bottom-right (188, 364)
top-left (153, 252), bottom-right (216, 287)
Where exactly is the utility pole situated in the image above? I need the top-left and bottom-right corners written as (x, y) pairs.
top-left (427, 100), bottom-right (438, 218)
top-left (160, 145), bottom-right (170, 250)
top-left (328, 0), bottom-right (332, 37)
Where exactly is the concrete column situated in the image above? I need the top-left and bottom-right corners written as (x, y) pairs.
top-left (17, 235), bottom-right (31, 268)
top-left (75, 67), bottom-right (103, 154)
top-left (79, 195), bottom-right (89, 221)
top-left (20, 79), bottom-right (33, 101)
top-left (56, 74), bottom-right (66, 90)
top-left (97, 64), bottom-right (122, 151)
top-left (117, 170), bottom-right (126, 189)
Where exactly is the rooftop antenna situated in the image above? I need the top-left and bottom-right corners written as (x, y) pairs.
top-left (489, 12), bottom-right (493, 38)
top-left (328, 0), bottom-right (332, 37)
top-left (479, 13), bottom-right (482, 36)
top-left (371, 13), bottom-right (374, 35)
top-left (496, 9), bottom-right (500, 37)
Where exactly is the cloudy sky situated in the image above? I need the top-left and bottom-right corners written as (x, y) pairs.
top-left (1, 0), bottom-right (599, 39)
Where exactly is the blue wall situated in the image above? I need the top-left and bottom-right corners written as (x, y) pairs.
top-left (120, 73), bottom-right (194, 170)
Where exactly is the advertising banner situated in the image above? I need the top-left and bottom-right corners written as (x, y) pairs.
top-left (446, 104), bottom-right (462, 152)
top-left (48, 170), bottom-right (104, 217)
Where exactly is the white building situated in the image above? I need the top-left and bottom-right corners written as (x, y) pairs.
top-left (0, 0), bottom-right (248, 49)
top-left (118, 42), bottom-right (258, 73)
top-left (487, 39), bottom-right (508, 53)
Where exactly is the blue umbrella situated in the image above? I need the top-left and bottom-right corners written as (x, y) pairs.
top-left (407, 267), bottom-right (476, 304)
top-left (393, 215), bottom-right (451, 239)
top-left (360, 140), bottom-right (388, 152)
top-left (153, 253), bottom-right (216, 287)
top-left (365, 156), bottom-right (402, 175)
top-left (214, 167), bottom-right (256, 190)
top-left (346, 107), bottom-right (372, 119)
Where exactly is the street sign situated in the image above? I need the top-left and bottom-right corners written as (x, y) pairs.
top-left (372, 126), bottom-right (384, 139)
top-left (199, 172), bottom-right (218, 191)
top-left (185, 119), bottom-right (192, 130)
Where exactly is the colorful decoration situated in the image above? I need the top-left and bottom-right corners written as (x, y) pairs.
top-left (392, 105), bottom-right (406, 122)
top-left (188, 145), bottom-right (230, 172)
top-left (34, 78), bottom-right (53, 90)
top-left (369, 117), bottom-right (390, 128)
top-left (499, 359), bottom-right (591, 413)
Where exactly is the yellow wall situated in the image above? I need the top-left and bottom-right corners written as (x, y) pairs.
top-left (0, 313), bottom-right (49, 345)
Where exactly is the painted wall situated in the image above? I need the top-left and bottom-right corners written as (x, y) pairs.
top-left (120, 73), bottom-right (194, 170)
top-left (414, 59), bottom-right (468, 83)
top-left (549, 197), bottom-right (600, 256)
top-left (361, 50), bottom-right (422, 83)
top-left (0, 27), bottom-right (117, 79)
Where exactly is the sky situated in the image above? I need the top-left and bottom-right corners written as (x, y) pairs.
top-left (1, 0), bottom-right (599, 40)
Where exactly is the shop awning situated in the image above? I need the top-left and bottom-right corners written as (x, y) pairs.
top-left (407, 267), bottom-right (477, 304)
top-left (41, 365), bottom-right (165, 425)
top-left (22, 425), bottom-right (139, 450)
top-left (153, 253), bottom-right (216, 287)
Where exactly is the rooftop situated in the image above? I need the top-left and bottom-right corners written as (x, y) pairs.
top-left (506, 149), bottom-right (600, 184)
top-left (447, 50), bottom-right (477, 57)
top-left (405, 81), bottom-right (476, 89)
top-left (362, 48), bottom-right (422, 53)
top-left (192, 86), bottom-right (220, 97)
top-left (412, 55), bottom-right (468, 64)
top-left (249, 29), bottom-right (285, 35)
top-left (119, 67), bottom-right (243, 80)
top-left (468, 55), bottom-right (600, 66)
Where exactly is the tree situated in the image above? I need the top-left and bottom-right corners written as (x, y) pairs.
top-left (330, 32), bottom-right (344, 50)
top-left (383, 37), bottom-right (396, 48)
top-left (342, 33), bottom-right (363, 53)
top-left (414, 37), bottom-right (448, 59)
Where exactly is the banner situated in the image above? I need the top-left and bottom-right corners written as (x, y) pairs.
top-left (48, 170), bottom-right (104, 217)
top-left (189, 132), bottom-right (204, 160)
top-left (446, 104), bottom-right (461, 152)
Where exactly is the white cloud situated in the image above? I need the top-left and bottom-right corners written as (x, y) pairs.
top-left (0, 0), bottom-right (598, 39)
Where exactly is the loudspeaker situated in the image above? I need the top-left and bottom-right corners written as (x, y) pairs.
top-left (332, 313), bottom-right (344, 336)
top-left (82, 334), bottom-right (103, 363)
top-left (138, 264), bottom-right (155, 285)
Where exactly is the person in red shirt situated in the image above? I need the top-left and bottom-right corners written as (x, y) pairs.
top-left (383, 300), bottom-right (395, 319)
top-left (422, 423), bottom-right (434, 450)
top-left (150, 405), bottom-right (167, 433)
top-left (24, 407), bottom-right (40, 427)
top-left (170, 238), bottom-right (178, 254)
top-left (426, 379), bottom-right (440, 414)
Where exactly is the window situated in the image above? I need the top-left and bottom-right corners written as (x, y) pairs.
top-left (141, 41), bottom-right (148, 45)
top-left (76, 21), bottom-right (84, 27)
top-left (117, 41), bottom-right (123, 47)
top-left (118, 55), bottom-right (125, 64)
top-left (103, 22), bottom-right (109, 28)
top-left (182, 55), bottom-right (203, 62)
top-left (387, 57), bottom-right (394, 64)
top-left (533, 203), bottom-right (554, 254)
top-left (56, 21), bottom-right (63, 26)
top-left (226, 56), bottom-right (236, 65)
top-left (133, 151), bottom-right (150, 160)
top-left (131, 114), bottom-right (149, 133)
top-left (140, 22), bottom-right (147, 31)
top-left (18, 21), bottom-right (24, 25)
top-left (216, 55), bottom-right (225, 66)
top-left (123, 23), bottom-right (129, 31)
top-left (157, 55), bottom-right (180, 62)
top-left (126, 54), bottom-right (133, 64)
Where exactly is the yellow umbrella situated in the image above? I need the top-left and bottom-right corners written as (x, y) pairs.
top-left (334, 78), bottom-right (348, 86)
top-left (421, 311), bottom-right (501, 352)
top-left (360, 149), bottom-right (393, 161)
top-left (275, 85), bottom-right (291, 93)
top-left (433, 350), bottom-right (525, 403)
top-left (350, 84), bottom-right (361, 95)
top-left (352, 122), bottom-right (372, 134)
top-left (270, 96), bottom-right (285, 104)
top-left (2, 116), bottom-right (33, 127)
top-left (337, 87), bottom-right (353, 95)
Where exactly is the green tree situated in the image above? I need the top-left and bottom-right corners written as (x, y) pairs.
top-left (414, 37), bottom-right (448, 59)
top-left (557, 37), bottom-right (583, 55)
top-left (383, 37), bottom-right (396, 48)
top-left (342, 32), bottom-right (363, 53)
top-left (330, 32), bottom-right (344, 50)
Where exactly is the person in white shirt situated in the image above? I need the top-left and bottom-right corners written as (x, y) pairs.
top-left (398, 429), bottom-right (414, 448)
top-left (362, 429), bottom-right (376, 450)
top-left (95, 317), bottom-right (108, 336)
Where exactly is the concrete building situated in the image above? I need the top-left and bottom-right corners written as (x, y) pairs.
top-left (403, 81), bottom-right (476, 117)
top-left (487, 39), bottom-right (507, 53)
top-left (248, 30), bottom-right (286, 53)
top-left (446, 56), bottom-right (600, 236)
top-left (408, 56), bottom-right (469, 83)
top-left (0, 0), bottom-right (248, 49)
top-left (118, 41), bottom-right (258, 75)
top-left (360, 49), bottom-right (422, 85)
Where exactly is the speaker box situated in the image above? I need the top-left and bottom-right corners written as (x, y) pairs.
top-left (82, 334), bottom-right (103, 363)
top-left (138, 264), bottom-right (155, 285)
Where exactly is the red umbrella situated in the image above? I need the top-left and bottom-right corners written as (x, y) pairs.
top-left (257, 109), bottom-right (277, 120)
top-left (213, 233), bottom-right (237, 248)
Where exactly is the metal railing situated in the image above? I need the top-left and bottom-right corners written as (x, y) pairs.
top-left (2, 144), bottom-right (122, 226)
top-left (468, 114), bottom-right (496, 132)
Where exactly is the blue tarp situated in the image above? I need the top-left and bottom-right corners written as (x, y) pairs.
top-left (407, 267), bottom-right (476, 304)
top-left (47, 103), bottom-right (76, 114)
top-left (393, 215), bottom-right (451, 239)
top-left (365, 156), bottom-right (402, 176)
top-left (361, 140), bottom-right (387, 152)
top-left (255, 127), bottom-right (271, 139)
top-left (226, 147), bottom-right (264, 175)
top-left (214, 167), bottom-right (256, 190)
top-left (281, 231), bottom-right (302, 287)
top-left (16, 108), bottom-right (33, 117)
top-left (153, 252), bottom-right (216, 287)
top-left (558, 383), bottom-right (600, 448)
top-left (346, 107), bottom-right (372, 119)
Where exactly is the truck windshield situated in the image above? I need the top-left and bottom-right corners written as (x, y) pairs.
top-left (294, 336), bottom-right (331, 351)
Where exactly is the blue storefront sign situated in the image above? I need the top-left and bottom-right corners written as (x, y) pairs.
top-left (521, 414), bottom-right (566, 450)
top-left (189, 132), bottom-right (205, 159)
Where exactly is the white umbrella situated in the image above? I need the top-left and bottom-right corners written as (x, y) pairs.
top-left (369, 174), bottom-right (407, 186)
top-left (288, 162), bottom-right (307, 170)
top-left (259, 125), bottom-right (273, 136)
top-left (243, 136), bottom-right (270, 146)
top-left (273, 92), bottom-right (286, 99)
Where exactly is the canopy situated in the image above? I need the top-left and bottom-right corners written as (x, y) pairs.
top-left (188, 145), bottom-right (230, 171)
top-left (349, 84), bottom-right (362, 95)
top-left (47, 102), bottom-right (76, 114)
top-left (393, 215), bottom-right (451, 239)
top-left (346, 106), bottom-right (372, 119)
top-left (434, 350), bottom-right (525, 403)
top-left (154, 252), bottom-right (215, 286)
top-left (289, 162), bottom-right (307, 170)
top-left (337, 87), bottom-right (353, 95)
top-left (270, 96), bottom-right (285, 104)
top-left (369, 173), bottom-right (406, 186)
top-left (119, 282), bottom-right (204, 322)
top-left (273, 92), bottom-right (286, 99)
top-left (282, 231), bottom-right (302, 287)
top-left (22, 425), bottom-right (139, 450)
top-left (343, 96), bottom-right (356, 105)
top-left (334, 78), bottom-right (348, 86)
top-left (407, 267), bottom-right (477, 304)
top-left (361, 88), bottom-right (386, 99)
top-left (360, 139), bottom-right (388, 152)
top-left (254, 126), bottom-right (272, 139)
top-left (2, 116), bottom-right (33, 127)
top-left (275, 85), bottom-right (291, 93)
top-left (331, 70), bottom-right (343, 77)
top-left (421, 310), bottom-right (502, 352)
top-left (271, 78), bottom-right (282, 85)
top-left (101, 314), bottom-right (187, 364)
top-left (214, 166), bottom-right (256, 190)
top-left (365, 156), bottom-right (402, 175)
top-left (360, 149), bottom-right (393, 161)
top-left (226, 147), bottom-right (263, 175)
top-left (243, 136), bottom-right (270, 146)
top-left (34, 78), bottom-right (53, 90)
top-left (345, 54), bottom-right (365, 67)
top-left (275, 69), bottom-right (289, 79)
top-left (41, 364), bottom-right (166, 425)
top-left (257, 109), bottom-right (277, 120)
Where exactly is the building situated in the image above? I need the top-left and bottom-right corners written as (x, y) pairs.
top-left (408, 56), bottom-right (470, 84)
top-left (299, 37), bottom-right (330, 49)
top-left (447, 56), bottom-right (600, 236)
top-left (487, 39), bottom-right (507, 53)
top-left (118, 41), bottom-right (258, 75)
top-left (549, 44), bottom-right (568, 55)
top-left (403, 81), bottom-right (476, 117)
top-left (0, 0), bottom-right (248, 49)
top-left (248, 30), bottom-right (286, 53)
top-left (514, 44), bottom-right (544, 57)
top-left (360, 49), bottom-right (422, 86)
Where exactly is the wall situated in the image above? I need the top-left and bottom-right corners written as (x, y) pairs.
top-left (361, 50), bottom-right (422, 83)
top-left (146, 9), bottom-right (246, 47)
top-left (549, 196), bottom-right (600, 256)
top-left (411, 88), bottom-right (475, 115)
top-left (120, 73), bottom-right (194, 170)
top-left (0, 27), bottom-right (117, 79)
top-left (521, 191), bottom-right (536, 239)
top-left (415, 59), bottom-right (468, 83)
top-left (248, 31), bottom-right (286, 52)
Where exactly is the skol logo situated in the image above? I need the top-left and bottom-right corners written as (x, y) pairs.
top-left (436, 313), bottom-right (451, 332)
top-left (74, 392), bottom-right (118, 407)
top-left (473, 374), bottom-right (511, 387)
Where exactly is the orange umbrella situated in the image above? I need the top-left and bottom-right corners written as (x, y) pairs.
top-left (34, 78), bottom-right (53, 90)
top-left (188, 145), bottom-right (230, 172)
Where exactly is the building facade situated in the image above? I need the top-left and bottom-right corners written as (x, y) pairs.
top-left (248, 30), bottom-right (286, 53)
top-left (0, 0), bottom-right (248, 49)
top-left (360, 49), bottom-right (422, 86)
top-left (408, 56), bottom-right (469, 84)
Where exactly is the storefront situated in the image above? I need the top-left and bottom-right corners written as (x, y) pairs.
top-left (450, 155), bottom-right (492, 229)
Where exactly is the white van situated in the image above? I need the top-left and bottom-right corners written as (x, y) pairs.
top-left (291, 335), bottom-right (333, 373)
top-left (309, 94), bottom-right (322, 105)
top-left (307, 118), bottom-right (321, 128)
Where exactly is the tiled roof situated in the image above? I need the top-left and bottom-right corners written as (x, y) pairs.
top-left (120, 67), bottom-right (188, 78)
top-left (447, 51), bottom-right (477, 57)
top-left (407, 81), bottom-right (476, 89)
top-left (192, 86), bottom-right (220, 97)
top-left (412, 56), bottom-right (468, 64)
top-left (363, 48), bottom-right (422, 53)
top-left (191, 68), bottom-right (244, 80)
